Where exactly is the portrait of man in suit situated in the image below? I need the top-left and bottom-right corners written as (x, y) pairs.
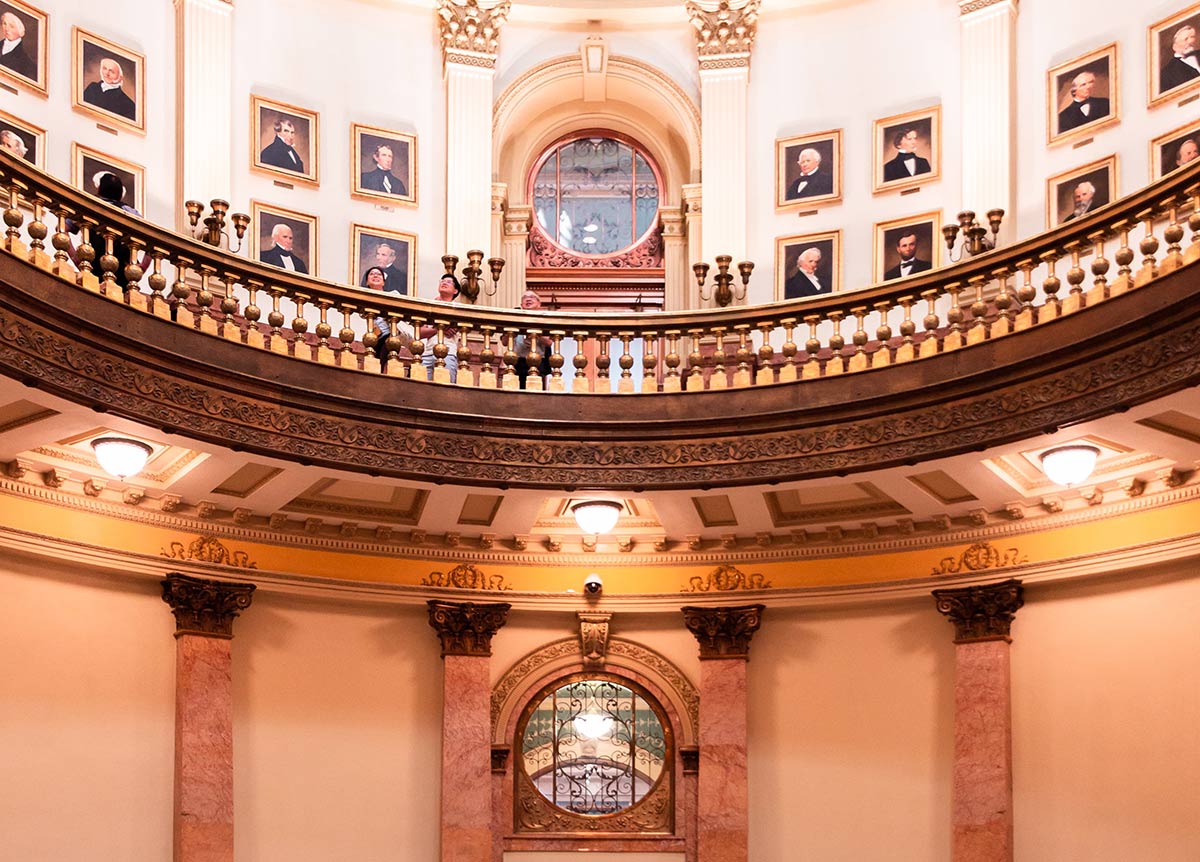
top-left (1161, 23), bottom-right (1200, 94)
top-left (360, 242), bottom-right (407, 293)
top-left (787, 148), bottom-right (832, 200)
top-left (777, 130), bottom-right (842, 210)
top-left (74, 30), bottom-right (143, 131)
top-left (260, 223), bottom-right (308, 274)
top-left (253, 97), bottom-right (318, 185)
top-left (352, 124), bottom-right (416, 205)
top-left (883, 128), bottom-right (932, 183)
top-left (785, 247), bottom-right (825, 298)
top-left (353, 226), bottom-right (414, 296)
top-left (260, 119), bottom-right (304, 174)
top-left (1048, 46), bottom-right (1117, 143)
top-left (361, 144), bottom-right (407, 197)
top-left (1056, 71), bottom-right (1111, 134)
top-left (0, 10), bottom-right (34, 80)
top-left (0, 128), bottom-right (26, 159)
top-left (882, 231), bottom-right (933, 281)
top-left (83, 57), bottom-right (135, 121)
top-left (1048, 157), bottom-right (1114, 227)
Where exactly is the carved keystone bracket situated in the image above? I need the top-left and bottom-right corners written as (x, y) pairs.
top-left (161, 573), bottom-right (256, 639)
top-left (428, 600), bottom-right (511, 657)
top-left (681, 603), bottom-right (765, 659)
top-left (577, 611), bottom-right (612, 666)
top-left (932, 578), bottom-right (1024, 643)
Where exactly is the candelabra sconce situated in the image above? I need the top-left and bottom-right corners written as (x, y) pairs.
top-left (185, 198), bottom-right (250, 252)
top-left (943, 208), bottom-right (1004, 262)
top-left (694, 254), bottom-right (753, 307)
top-left (445, 250), bottom-right (504, 303)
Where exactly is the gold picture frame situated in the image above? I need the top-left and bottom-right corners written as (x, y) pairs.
top-left (1045, 154), bottom-right (1119, 228)
top-left (351, 222), bottom-right (417, 297)
top-left (251, 95), bottom-right (319, 187)
top-left (0, 0), bottom-right (47, 96)
top-left (775, 230), bottom-right (841, 302)
top-left (1150, 116), bottom-right (1200, 179)
top-left (351, 123), bottom-right (417, 207)
top-left (0, 108), bottom-right (44, 168)
top-left (873, 105), bottom-right (941, 195)
top-left (775, 128), bottom-right (842, 211)
top-left (71, 142), bottom-right (144, 214)
top-left (1047, 42), bottom-right (1120, 146)
top-left (1148, 2), bottom-right (1200, 108)
top-left (250, 200), bottom-right (319, 277)
top-left (873, 210), bottom-right (943, 285)
top-left (71, 27), bottom-right (144, 134)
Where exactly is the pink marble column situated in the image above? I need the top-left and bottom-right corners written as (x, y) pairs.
top-left (161, 573), bottom-right (256, 862)
top-left (428, 601), bottom-right (511, 862)
top-left (933, 578), bottom-right (1024, 862)
top-left (682, 604), bottom-right (765, 862)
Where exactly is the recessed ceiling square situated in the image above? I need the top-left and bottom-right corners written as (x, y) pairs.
top-left (1136, 410), bottom-right (1200, 444)
top-left (907, 470), bottom-right (979, 505)
top-left (763, 482), bottom-right (907, 527)
top-left (691, 495), bottom-right (738, 527)
top-left (283, 478), bottom-right (428, 524)
top-left (458, 494), bottom-right (503, 526)
top-left (211, 463), bottom-right (283, 498)
top-left (0, 400), bottom-right (58, 434)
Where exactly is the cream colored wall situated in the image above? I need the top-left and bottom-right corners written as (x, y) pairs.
top-left (1012, 569), bottom-right (1200, 861)
top-left (747, 599), bottom-right (955, 861)
top-left (232, 593), bottom-right (443, 862)
top-left (0, 554), bottom-right (175, 861)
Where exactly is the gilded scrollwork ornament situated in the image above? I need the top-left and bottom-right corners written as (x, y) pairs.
top-left (684, 563), bottom-right (772, 592)
top-left (685, 0), bottom-right (760, 70)
top-left (437, 0), bottom-right (511, 66)
top-left (932, 578), bottom-right (1024, 643)
top-left (422, 561), bottom-right (511, 591)
top-left (931, 541), bottom-right (1026, 576)
top-left (161, 534), bottom-right (259, 569)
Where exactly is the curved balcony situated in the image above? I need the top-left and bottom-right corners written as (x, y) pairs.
top-left (0, 152), bottom-right (1198, 489)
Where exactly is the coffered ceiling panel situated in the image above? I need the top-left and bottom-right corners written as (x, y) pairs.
top-left (763, 482), bottom-right (908, 527)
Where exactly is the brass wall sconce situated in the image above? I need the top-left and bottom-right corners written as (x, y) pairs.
top-left (943, 209), bottom-right (1004, 262)
top-left (694, 254), bottom-right (754, 307)
top-left (185, 198), bottom-right (250, 252)
top-left (444, 250), bottom-right (505, 303)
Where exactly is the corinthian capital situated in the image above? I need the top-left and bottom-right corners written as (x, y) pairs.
top-left (437, 0), bottom-right (511, 68)
top-left (428, 600), bottom-right (511, 656)
top-left (932, 578), bottom-right (1024, 643)
top-left (161, 573), bottom-right (256, 639)
top-left (682, 603), bottom-right (765, 659)
top-left (685, 0), bottom-right (761, 70)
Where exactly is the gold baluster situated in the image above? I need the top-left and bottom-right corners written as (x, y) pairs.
top-left (872, 301), bottom-right (893, 368)
top-left (526, 327), bottom-right (545, 391)
top-left (314, 300), bottom-right (335, 365)
top-left (1062, 241), bottom-right (1085, 315)
top-left (848, 307), bottom-right (869, 371)
top-left (384, 313), bottom-right (406, 377)
top-left (596, 331), bottom-right (613, 392)
top-left (755, 323), bottom-right (775, 386)
top-left (616, 331), bottom-right (635, 393)
top-left (685, 328), bottom-right (704, 392)
top-left (431, 321), bottom-right (450, 383)
top-left (662, 330), bottom-right (681, 392)
top-left (218, 272), bottom-right (240, 340)
top-left (337, 305), bottom-right (356, 367)
top-left (802, 315), bottom-right (821, 379)
top-left (1160, 200), bottom-right (1185, 275)
top-left (456, 323), bottom-right (475, 387)
top-left (27, 196), bottom-right (49, 269)
top-left (76, 219), bottom-right (100, 292)
top-left (991, 267), bottom-right (1014, 336)
top-left (1013, 261), bottom-right (1035, 331)
top-left (51, 208), bottom-right (73, 282)
top-left (732, 324), bottom-right (753, 387)
top-left (172, 257), bottom-right (195, 327)
top-left (895, 297), bottom-right (917, 362)
top-left (97, 229), bottom-right (119, 298)
top-left (1037, 251), bottom-right (1061, 323)
top-left (266, 286), bottom-right (287, 353)
top-left (1184, 184), bottom-right (1200, 265)
top-left (709, 326), bottom-right (728, 389)
top-left (548, 330), bottom-right (566, 392)
top-left (501, 327), bottom-right (519, 390)
top-left (195, 266), bottom-right (218, 334)
top-left (1133, 208), bottom-right (1159, 288)
top-left (825, 312), bottom-right (846, 374)
top-left (1109, 220), bottom-right (1134, 295)
top-left (478, 325), bottom-right (498, 388)
top-left (292, 292), bottom-right (312, 360)
top-left (361, 310), bottom-right (381, 373)
top-left (243, 280), bottom-right (265, 347)
top-left (3, 180), bottom-right (25, 256)
top-left (965, 276), bottom-right (988, 345)
top-left (919, 289), bottom-right (940, 358)
top-left (642, 331), bottom-right (658, 392)
top-left (408, 316), bottom-right (427, 380)
top-left (779, 317), bottom-right (799, 381)
top-left (943, 283), bottom-right (964, 351)
top-left (1086, 231), bottom-right (1110, 307)
top-left (147, 251), bottom-right (169, 319)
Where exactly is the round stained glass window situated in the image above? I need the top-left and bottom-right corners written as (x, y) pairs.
top-left (519, 677), bottom-right (669, 816)
top-left (530, 136), bottom-right (662, 257)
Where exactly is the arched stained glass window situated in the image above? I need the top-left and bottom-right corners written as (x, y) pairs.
top-left (530, 135), bottom-right (662, 257)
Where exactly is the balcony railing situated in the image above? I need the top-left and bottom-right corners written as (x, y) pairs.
top-left (0, 152), bottom-right (1198, 397)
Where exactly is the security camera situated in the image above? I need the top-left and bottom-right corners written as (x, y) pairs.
top-left (584, 573), bottom-right (603, 595)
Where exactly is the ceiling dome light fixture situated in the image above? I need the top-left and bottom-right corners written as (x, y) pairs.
top-left (1039, 444), bottom-right (1101, 487)
top-left (571, 499), bottom-right (623, 535)
top-left (91, 437), bottom-right (153, 480)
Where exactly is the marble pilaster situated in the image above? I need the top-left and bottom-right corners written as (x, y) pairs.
top-left (428, 600), bottom-right (511, 862)
top-left (661, 205), bottom-right (688, 311)
top-left (161, 573), bottom-right (256, 862)
top-left (933, 578), bottom-right (1024, 862)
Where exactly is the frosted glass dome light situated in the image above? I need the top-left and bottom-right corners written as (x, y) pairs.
top-left (571, 500), bottom-right (623, 535)
top-left (1039, 444), bottom-right (1101, 487)
top-left (91, 437), bottom-right (153, 479)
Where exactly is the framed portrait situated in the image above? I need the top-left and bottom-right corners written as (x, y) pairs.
top-left (1047, 43), bottom-right (1119, 145)
top-left (351, 123), bottom-right (417, 206)
top-left (1151, 116), bottom-right (1200, 179)
top-left (775, 128), bottom-right (842, 210)
top-left (0, 0), bottom-right (47, 95)
top-left (351, 223), bottom-right (416, 296)
top-left (873, 210), bottom-right (943, 284)
top-left (873, 105), bottom-right (941, 194)
top-left (775, 230), bottom-right (841, 302)
top-left (1149, 3), bottom-right (1200, 107)
top-left (251, 95), bottom-right (319, 186)
top-left (1046, 154), bottom-right (1118, 228)
top-left (71, 27), bottom-right (144, 134)
top-left (0, 108), bottom-right (43, 168)
top-left (251, 201), bottom-right (318, 277)
top-left (71, 142), bottom-right (144, 214)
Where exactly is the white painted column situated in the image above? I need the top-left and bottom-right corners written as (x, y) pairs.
top-left (959, 0), bottom-right (1018, 244)
top-left (661, 206), bottom-right (688, 311)
top-left (500, 205), bottom-right (531, 309)
top-left (699, 66), bottom-right (749, 275)
top-left (682, 183), bottom-right (704, 307)
top-left (173, 0), bottom-right (233, 230)
top-left (445, 58), bottom-right (497, 263)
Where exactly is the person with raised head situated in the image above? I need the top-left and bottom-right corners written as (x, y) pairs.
top-left (1057, 71), bottom-right (1110, 133)
top-left (0, 129), bottom-right (28, 160)
top-left (788, 147), bottom-right (833, 199)
top-left (259, 118), bottom-right (304, 173)
top-left (260, 223), bottom-right (308, 273)
top-left (882, 128), bottom-right (931, 182)
top-left (83, 57), bottom-right (136, 121)
top-left (365, 265), bottom-right (412, 372)
top-left (511, 289), bottom-right (552, 389)
top-left (360, 242), bottom-right (406, 292)
top-left (883, 231), bottom-right (932, 281)
top-left (1063, 181), bottom-right (1097, 222)
top-left (1162, 24), bottom-right (1200, 93)
top-left (360, 144), bottom-right (407, 196)
top-left (784, 247), bottom-right (826, 298)
top-left (419, 274), bottom-right (462, 383)
top-left (0, 11), bottom-right (35, 81)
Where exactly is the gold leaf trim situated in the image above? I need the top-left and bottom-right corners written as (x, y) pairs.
top-left (931, 541), bottom-right (1026, 575)
top-left (161, 534), bottom-right (259, 569)
top-left (683, 563), bottom-right (772, 592)
top-left (422, 561), bottom-right (511, 591)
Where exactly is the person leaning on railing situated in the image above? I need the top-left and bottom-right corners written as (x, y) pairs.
top-left (507, 289), bottom-right (552, 389)
top-left (66, 172), bottom-right (150, 291)
top-left (419, 273), bottom-right (462, 383)
top-left (366, 265), bottom-right (411, 371)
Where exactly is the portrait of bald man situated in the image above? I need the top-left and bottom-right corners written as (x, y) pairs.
top-left (259, 220), bottom-right (309, 274)
top-left (1056, 69), bottom-right (1111, 134)
top-left (781, 235), bottom-right (838, 300)
top-left (76, 31), bottom-right (142, 129)
top-left (787, 147), bottom-right (832, 199)
top-left (0, 8), bottom-right (34, 81)
top-left (1161, 22), bottom-right (1200, 94)
top-left (778, 132), bottom-right (841, 208)
top-left (1051, 160), bottom-right (1113, 227)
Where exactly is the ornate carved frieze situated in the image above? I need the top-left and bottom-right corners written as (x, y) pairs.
top-left (427, 599), bottom-right (511, 656)
top-left (577, 611), bottom-right (612, 665)
top-left (161, 572), bottom-right (256, 639)
top-left (681, 604), bottom-right (765, 659)
top-left (683, 563), bottom-right (771, 592)
top-left (422, 561), bottom-right (510, 591)
top-left (162, 534), bottom-right (258, 569)
top-left (686, 0), bottom-right (760, 70)
top-left (515, 771), bottom-right (673, 833)
top-left (930, 541), bottom-right (1026, 576)
top-left (932, 578), bottom-right (1024, 643)
top-left (528, 226), bottom-right (662, 269)
top-left (437, 0), bottom-right (510, 67)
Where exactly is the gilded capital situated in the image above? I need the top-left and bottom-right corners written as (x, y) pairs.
top-left (428, 599), bottom-right (511, 656)
top-left (686, 0), bottom-right (760, 70)
top-left (161, 573), bottom-right (256, 639)
top-left (932, 578), bottom-right (1024, 643)
top-left (437, 0), bottom-right (511, 67)
top-left (682, 603), bottom-right (765, 659)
